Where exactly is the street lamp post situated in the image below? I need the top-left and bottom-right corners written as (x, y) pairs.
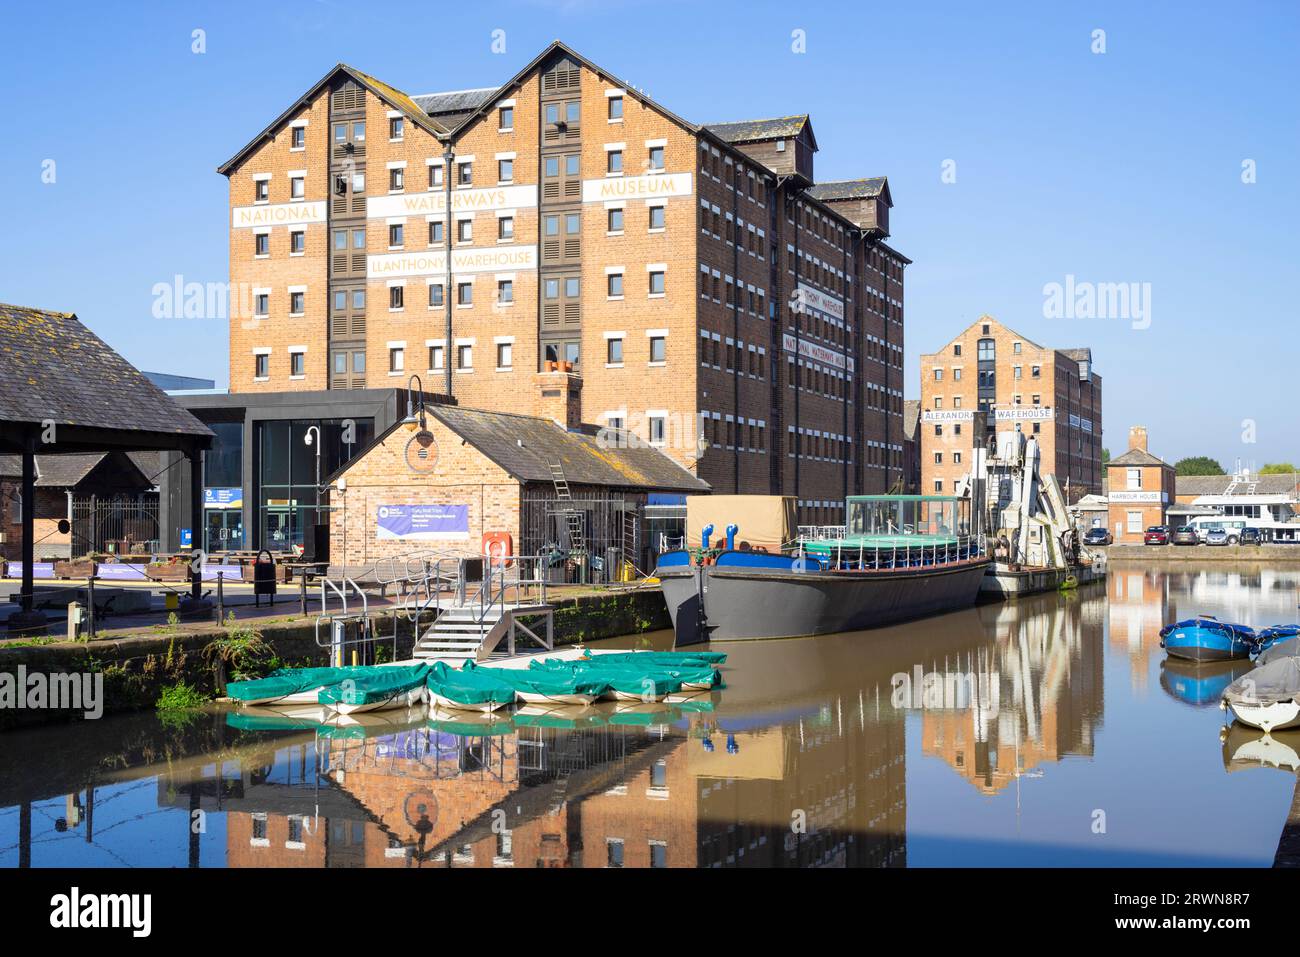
top-left (304, 425), bottom-right (322, 529)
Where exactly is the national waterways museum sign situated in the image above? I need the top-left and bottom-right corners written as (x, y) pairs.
top-left (367, 244), bottom-right (538, 278)
top-left (581, 172), bottom-right (693, 203)
top-left (366, 184), bottom-right (538, 219)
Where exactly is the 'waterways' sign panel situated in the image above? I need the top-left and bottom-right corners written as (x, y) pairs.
top-left (376, 504), bottom-right (469, 541)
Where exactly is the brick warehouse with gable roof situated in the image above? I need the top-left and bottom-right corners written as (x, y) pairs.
top-left (217, 40), bottom-right (909, 528)
top-left (325, 403), bottom-right (707, 572)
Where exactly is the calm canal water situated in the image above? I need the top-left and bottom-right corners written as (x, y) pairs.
top-left (3, 561), bottom-right (1298, 868)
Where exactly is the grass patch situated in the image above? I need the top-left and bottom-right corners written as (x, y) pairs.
top-left (155, 681), bottom-right (207, 712)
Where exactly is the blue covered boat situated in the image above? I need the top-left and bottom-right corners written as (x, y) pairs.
top-left (1159, 616), bottom-right (1256, 661)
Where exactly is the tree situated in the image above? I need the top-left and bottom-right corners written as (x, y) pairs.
top-left (1259, 463), bottom-right (1298, 474)
top-left (1174, 456), bottom-right (1226, 476)
top-left (1101, 448), bottom-right (1110, 464)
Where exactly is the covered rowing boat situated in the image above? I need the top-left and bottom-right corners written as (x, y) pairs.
top-left (318, 664), bottom-right (430, 715)
top-left (1221, 656), bottom-right (1300, 732)
top-left (466, 661), bottom-right (609, 706)
top-left (426, 661), bottom-right (518, 712)
top-left (226, 666), bottom-right (378, 707)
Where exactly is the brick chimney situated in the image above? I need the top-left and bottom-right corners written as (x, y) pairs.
top-left (1129, 425), bottom-right (1148, 452)
top-left (533, 371), bottom-right (583, 430)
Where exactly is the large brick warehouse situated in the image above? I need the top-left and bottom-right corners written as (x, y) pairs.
top-left (217, 40), bottom-right (910, 527)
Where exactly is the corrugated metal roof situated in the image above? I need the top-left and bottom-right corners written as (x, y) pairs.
top-left (0, 303), bottom-right (213, 444)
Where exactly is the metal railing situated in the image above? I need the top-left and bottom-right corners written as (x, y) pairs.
top-left (797, 534), bottom-right (986, 571)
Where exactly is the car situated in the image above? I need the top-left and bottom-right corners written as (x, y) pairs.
top-left (1205, 528), bottom-right (1230, 546)
top-left (1083, 527), bottom-right (1112, 546)
top-left (1144, 526), bottom-right (1170, 545)
top-left (1240, 527), bottom-right (1263, 545)
top-left (1172, 526), bottom-right (1200, 545)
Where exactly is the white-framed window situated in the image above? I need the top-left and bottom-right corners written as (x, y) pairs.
top-left (496, 341), bottom-right (512, 369)
top-left (389, 346), bottom-right (405, 373)
top-left (1127, 510), bottom-right (1143, 533)
top-left (1127, 468), bottom-right (1142, 490)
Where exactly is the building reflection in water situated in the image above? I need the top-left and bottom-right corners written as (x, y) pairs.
top-left (138, 693), bottom-right (907, 869)
top-left (907, 595), bottom-right (1104, 795)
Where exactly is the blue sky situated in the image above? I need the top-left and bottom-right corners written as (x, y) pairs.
top-left (2, 0), bottom-right (1296, 466)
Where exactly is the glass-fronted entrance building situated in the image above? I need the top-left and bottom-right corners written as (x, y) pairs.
top-left (158, 388), bottom-right (410, 555)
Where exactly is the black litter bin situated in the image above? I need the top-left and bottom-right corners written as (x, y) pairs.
top-left (253, 549), bottom-right (277, 606)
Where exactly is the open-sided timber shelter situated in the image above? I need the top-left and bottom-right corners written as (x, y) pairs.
top-left (0, 303), bottom-right (213, 632)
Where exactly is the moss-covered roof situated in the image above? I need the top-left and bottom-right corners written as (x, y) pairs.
top-left (0, 303), bottom-right (213, 453)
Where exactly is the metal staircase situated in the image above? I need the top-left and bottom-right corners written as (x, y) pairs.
top-left (407, 554), bottom-right (555, 662)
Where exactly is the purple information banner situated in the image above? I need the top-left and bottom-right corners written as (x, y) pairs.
top-left (5, 562), bottom-right (55, 579)
top-left (376, 504), bottom-right (470, 541)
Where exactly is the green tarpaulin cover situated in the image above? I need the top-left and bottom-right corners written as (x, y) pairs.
top-left (226, 666), bottom-right (380, 703)
top-left (427, 661), bottom-right (518, 706)
top-left (469, 661), bottom-right (610, 698)
top-left (318, 664), bottom-right (430, 707)
top-left (528, 659), bottom-right (683, 697)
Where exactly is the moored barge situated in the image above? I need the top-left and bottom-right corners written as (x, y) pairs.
top-left (656, 495), bottom-right (989, 642)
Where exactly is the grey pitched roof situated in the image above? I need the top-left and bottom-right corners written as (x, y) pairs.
top-left (0, 451), bottom-right (154, 489)
top-left (1058, 347), bottom-right (1092, 363)
top-left (429, 407), bottom-right (709, 492)
top-left (705, 114), bottom-right (811, 144)
top-left (412, 88), bottom-right (497, 115)
top-left (1108, 447), bottom-right (1169, 468)
top-left (0, 304), bottom-right (213, 454)
top-left (807, 178), bottom-right (887, 202)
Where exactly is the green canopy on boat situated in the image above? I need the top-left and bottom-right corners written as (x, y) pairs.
top-left (469, 661), bottom-right (610, 698)
top-left (427, 661), bottom-right (518, 707)
top-left (225, 666), bottom-right (379, 703)
top-left (318, 664), bottom-right (430, 708)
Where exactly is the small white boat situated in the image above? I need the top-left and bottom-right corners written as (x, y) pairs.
top-left (428, 689), bottom-right (511, 713)
top-left (1221, 657), bottom-right (1300, 732)
top-left (515, 687), bottom-right (600, 707)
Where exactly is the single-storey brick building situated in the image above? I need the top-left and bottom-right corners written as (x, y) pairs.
top-left (326, 402), bottom-right (708, 577)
